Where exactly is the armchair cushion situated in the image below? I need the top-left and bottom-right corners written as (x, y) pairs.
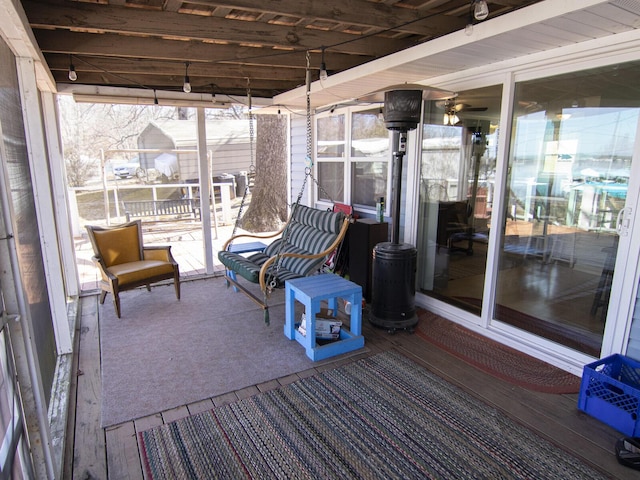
top-left (90, 223), bottom-right (143, 266)
top-left (107, 260), bottom-right (176, 288)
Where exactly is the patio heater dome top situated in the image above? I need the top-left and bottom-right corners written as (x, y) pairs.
top-left (358, 84), bottom-right (457, 132)
top-left (357, 84), bottom-right (456, 103)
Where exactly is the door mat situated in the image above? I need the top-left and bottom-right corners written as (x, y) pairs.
top-left (453, 296), bottom-right (600, 357)
top-left (415, 309), bottom-right (582, 394)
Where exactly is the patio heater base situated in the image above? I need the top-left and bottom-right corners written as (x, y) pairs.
top-left (369, 242), bottom-right (418, 332)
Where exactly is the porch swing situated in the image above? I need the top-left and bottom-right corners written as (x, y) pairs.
top-left (218, 64), bottom-right (351, 323)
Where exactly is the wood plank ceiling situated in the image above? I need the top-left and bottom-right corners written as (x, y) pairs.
top-left (22, 0), bottom-right (544, 99)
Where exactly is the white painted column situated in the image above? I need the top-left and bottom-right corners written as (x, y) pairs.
top-left (16, 57), bottom-right (72, 355)
top-left (40, 91), bottom-right (80, 298)
top-left (197, 108), bottom-right (215, 274)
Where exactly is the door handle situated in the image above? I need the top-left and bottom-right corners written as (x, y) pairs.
top-left (617, 207), bottom-right (632, 236)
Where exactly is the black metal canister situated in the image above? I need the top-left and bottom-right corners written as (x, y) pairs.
top-left (369, 242), bottom-right (418, 332)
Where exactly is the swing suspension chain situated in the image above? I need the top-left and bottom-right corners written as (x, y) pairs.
top-left (229, 79), bottom-right (254, 243)
top-left (303, 49), bottom-right (333, 205)
top-left (266, 51), bottom-right (314, 293)
top-left (266, 51), bottom-right (335, 293)
top-left (309, 169), bottom-right (333, 204)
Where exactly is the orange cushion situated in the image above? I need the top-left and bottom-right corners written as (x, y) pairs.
top-left (108, 260), bottom-right (175, 286)
top-left (94, 225), bottom-right (142, 266)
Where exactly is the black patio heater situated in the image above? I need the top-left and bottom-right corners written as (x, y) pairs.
top-left (364, 85), bottom-right (454, 332)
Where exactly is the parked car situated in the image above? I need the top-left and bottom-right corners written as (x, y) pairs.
top-left (113, 162), bottom-right (141, 179)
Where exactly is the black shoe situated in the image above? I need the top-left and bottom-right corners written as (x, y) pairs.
top-left (615, 437), bottom-right (640, 470)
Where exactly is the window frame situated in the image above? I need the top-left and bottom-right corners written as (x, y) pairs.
top-left (315, 105), bottom-right (392, 215)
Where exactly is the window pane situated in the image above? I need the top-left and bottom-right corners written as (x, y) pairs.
top-left (317, 114), bottom-right (345, 158)
top-left (317, 161), bottom-right (345, 202)
top-left (351, 110), bottom-right (389, 157)
top-left (351, 161), bottom-right (387, 207)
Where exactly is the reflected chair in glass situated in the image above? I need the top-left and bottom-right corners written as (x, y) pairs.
top-left (85, 220), bottom-right (180, 318)
top-left (437, 200), bottom-right (474, 255)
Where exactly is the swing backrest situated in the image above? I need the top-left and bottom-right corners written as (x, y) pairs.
top-left (264, 204), bottom-right (345, 277)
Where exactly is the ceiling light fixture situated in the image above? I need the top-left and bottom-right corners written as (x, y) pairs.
top-left (466, 0), bottom-right (489, 34)
top-left (444, 111), bottom-right (460, 126)
top-left (473, 0), bottom-right (489, 21)
top-left (443, 99), bottom-right (460, 125)
top-left (183, 62), bottom-right (191, 93)
top-left (68, 55), bottom-right (77, 82)
top-left (319, 47), bottom-right (328, 82)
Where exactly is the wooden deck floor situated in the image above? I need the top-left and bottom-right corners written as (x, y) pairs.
top-left (65, 285), bottom-right (630, 480)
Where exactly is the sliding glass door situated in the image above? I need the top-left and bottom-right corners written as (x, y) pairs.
top-left (493, 62), bottom-right (640, 356)
top-left (417, 61), bottom-right (640, 357)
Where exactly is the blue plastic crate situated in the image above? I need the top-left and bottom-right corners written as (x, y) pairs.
top-left (578, 354), bottom-right (640, 436)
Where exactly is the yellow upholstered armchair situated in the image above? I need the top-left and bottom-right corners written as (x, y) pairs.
top-left (85, 220), bottom-right (180, 318)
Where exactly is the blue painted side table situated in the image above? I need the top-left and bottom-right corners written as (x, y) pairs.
top-left (284, 274), bottom-right (365, 361)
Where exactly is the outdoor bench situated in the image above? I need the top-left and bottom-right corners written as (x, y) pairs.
top-left (122, 199), bottom-right (201, 222)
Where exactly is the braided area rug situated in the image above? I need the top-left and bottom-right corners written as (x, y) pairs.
top-left (139, 350), bottom-right (605, 480)
top-left (415, 310), bottom-right (582, 394)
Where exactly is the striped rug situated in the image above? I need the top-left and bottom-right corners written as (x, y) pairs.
top-left (139, 350), bottom-right (605, 480)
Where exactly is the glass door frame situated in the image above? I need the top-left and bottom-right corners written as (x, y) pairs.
top-left (600, 116), bottom-right (640, 357)
top-left (409, 52), bottom-right (640, 369)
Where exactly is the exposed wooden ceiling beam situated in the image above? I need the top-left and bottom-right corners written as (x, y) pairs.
top-left (24, 0), bottom-right (418, 56)
top-left (168, 0), bottom-right (466, 37)
top-left (33, 30), bottom-right (369, 71)
top-left (19, 0), bottom-right (547, 99)
top-left (163, 0), bottom-right (183, 13)
top-left (45, 53), bottom-right (308, 81)
top-left (51, 70), bottom-right (296, 96)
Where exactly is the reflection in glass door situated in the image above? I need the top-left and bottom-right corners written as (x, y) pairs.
top-left (495, 62), bottom-right (640, 356)
top-left (417, 85), bottom-right (502, 312)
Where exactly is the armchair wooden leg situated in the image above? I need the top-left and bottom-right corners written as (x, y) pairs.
top-left (99, 290), bottom-right (108, 305)
top-left (145, 284), bottom-right (151, 292)
top-left (113, 293), bottom-right (122, 318)
top-left (174, 275), bottom-right (181, 300)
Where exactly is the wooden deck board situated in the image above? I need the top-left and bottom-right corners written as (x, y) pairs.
top-left (162, 405), bottom-right (190, 424)
top-left (63, 296), bottom-right (82, 479)
top-left (187, 398), bottom-right (215, 416)
top-left (68, 293), bottom-right (627, 479)
top-left (105, 422), bottom-right (143, 480)
top-left (73, 295), bottom-right (107, 480)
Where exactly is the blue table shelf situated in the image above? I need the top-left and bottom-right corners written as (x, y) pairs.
top-left (284, 274), bottom-right (365, 361)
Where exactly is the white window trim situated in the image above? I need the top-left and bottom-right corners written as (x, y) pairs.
top-left (315, 105), bottom-right (393, 215)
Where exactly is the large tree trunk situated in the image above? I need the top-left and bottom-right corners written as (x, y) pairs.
top-left (240, 114), bottom-right (288, 232)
